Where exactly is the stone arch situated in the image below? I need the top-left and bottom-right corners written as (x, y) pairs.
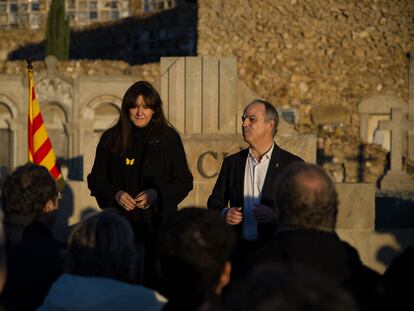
top-left (83, 95), bottom-right (121, 132)
top-left (0, 102), bottom-right (13, 128)
top-left (42, 102), bottom-right (68, 128)
top-left (0, 94), bottom-right (19, 119)
top-left (358, 95), bottom-right (407, 151)
top-left (0, 96), bottom-right (19, 187)
top-left (81, 95), bottom-right (122, 181)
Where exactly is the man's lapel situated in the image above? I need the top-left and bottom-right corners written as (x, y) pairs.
top-left (236, 149), bottom-right (248, 207)
top-left (261, 143), bottom-right (281, 203)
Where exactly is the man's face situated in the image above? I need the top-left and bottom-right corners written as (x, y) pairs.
top-left (242, 103), bottom-right (274, 146)
top-left (129, 95), bottom-right (155, 128)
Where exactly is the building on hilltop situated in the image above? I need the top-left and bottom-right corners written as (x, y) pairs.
top-left (0, 0), bottom-right (196, 64)
top-left (0, 0), bottom-right (46, 30)
top-left (0, 0), bottom-right (186, 30)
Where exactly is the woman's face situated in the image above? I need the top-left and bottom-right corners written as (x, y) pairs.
top-left (129, 95), bottom-right (155, 128)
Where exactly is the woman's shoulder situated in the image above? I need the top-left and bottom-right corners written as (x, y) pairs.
top-left (159, 125), bottom-right (182, 141)
top-left (99, 128), bottom-right (115, 144)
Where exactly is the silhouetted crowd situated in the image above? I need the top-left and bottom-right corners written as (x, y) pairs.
top-left (0, 162), bottom-right (412, 311)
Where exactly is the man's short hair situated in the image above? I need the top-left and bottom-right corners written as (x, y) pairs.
top-left (158, 208), bottom-right (235, 297)
top-left (275, 162), bottom-right (338, 231)
top-left (64, 209), bottom-right (138, 283)
top-left (1, 163), bottom-right (57, 218)
top-left (245, 99), bottom-right (279, 137)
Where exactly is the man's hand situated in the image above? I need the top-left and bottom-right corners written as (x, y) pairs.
top-left (115, 190), bottom-right (136, 211)
top-left (226, 207), bottom-right (243, 225)
top-left (252, 204), bottom-right (276, 223)
top-left (135, 189), bottom-right (158, 209)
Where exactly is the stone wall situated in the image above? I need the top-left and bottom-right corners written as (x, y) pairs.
top-left (197, 0), bottom-right (413, 182)
top-left (0, 29), bottom-right (44, 62)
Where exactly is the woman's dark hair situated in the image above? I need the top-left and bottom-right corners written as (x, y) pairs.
top-left (64, 209), bottom-right (138, 283)
top-left (107, 81), bottom-right (169, 154)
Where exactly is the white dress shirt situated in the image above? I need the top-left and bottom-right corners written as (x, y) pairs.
top-left (242, 143), bottom-right (274, 240)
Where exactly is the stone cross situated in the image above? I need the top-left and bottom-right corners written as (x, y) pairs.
top-left (379, 108), bottom-right (414, 172)
top-left (408, 51), bottom-right (414, 161)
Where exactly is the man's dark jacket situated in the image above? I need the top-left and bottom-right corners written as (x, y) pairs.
top-left (247, 229), bottom-right (381, 309)
top-left (207, 144), bottom-right (304, 241)
top-left (0, 221), bottom-right (65, 311)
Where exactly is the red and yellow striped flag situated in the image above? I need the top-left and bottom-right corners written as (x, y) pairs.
top-left (28, 63), bottom-right (64, 187)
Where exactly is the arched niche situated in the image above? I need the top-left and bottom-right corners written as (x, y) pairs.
top-left (42, 102), bottom-right (69, 160)
top-left (358, 95), bottom-right (407, 151)
top-left (83, 95), bottom-right (121, 133)
top-left (0, 102), bottom-right (13, 170)
top-left (82, 96), bottom-right (121, 179)
top-left (0, 98), bottom-right (18, 188)
top-left (93, 102), bottom-right (120, 132)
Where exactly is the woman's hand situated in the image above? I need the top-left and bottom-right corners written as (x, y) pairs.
top-left (115, 190), bottom-right (136, 211)
top-left (135, 189), bottom-right (158, 209)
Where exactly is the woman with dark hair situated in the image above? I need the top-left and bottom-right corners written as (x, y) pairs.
top-left (38, 210), bottom-right (166, 311)
top-left (87, 81), bottom-right (193, 287)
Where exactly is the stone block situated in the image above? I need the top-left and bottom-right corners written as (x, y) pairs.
top-left (179, 182), bottom-right (198, 207)
top-left (194, 181), bottom-right (216, 208)
top-left (311, 105), bottom-right (349, 125)
top-left (381, 170), bottom-right (414, 192)
top-left (202, 58), bottom-right (220, 134)
top-left (181, 134), bottom-right (245, 180)
top-left (185, 57), bottom-right (203, 133)
top-left (335, 183), bottom-right (375, 230)
top-left (275, 133), bottom-right (316, 164)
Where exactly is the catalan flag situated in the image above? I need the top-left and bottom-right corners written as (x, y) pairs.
top-left (27, 61), bottom-right (64, 189)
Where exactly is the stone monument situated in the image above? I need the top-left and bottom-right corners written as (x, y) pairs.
top-left (408, 51), bottom-right (414, 165)
top-left (379, 108), bottom-right (414, 191)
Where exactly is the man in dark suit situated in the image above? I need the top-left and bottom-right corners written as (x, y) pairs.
top-left (207, 99), bottom-right (304, 255)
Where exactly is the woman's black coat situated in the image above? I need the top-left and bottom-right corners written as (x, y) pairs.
top-left (87, 125), bottom-right (193, 232)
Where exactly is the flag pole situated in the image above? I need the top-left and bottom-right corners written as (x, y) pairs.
top-left (27, 58), bottom-right (34, 163)
top-left (26, 59), bottom-right (65, 191)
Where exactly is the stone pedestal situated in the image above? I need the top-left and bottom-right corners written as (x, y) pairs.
top-left (381, 170), bottom-right (414, 192)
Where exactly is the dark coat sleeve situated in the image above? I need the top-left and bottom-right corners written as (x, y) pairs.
top-left (155, 129), bottom-right (193, 219)
top-left (87, 132), bottom-right (121, 209)
top-left (207, 156), bottom-right (231, 213)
